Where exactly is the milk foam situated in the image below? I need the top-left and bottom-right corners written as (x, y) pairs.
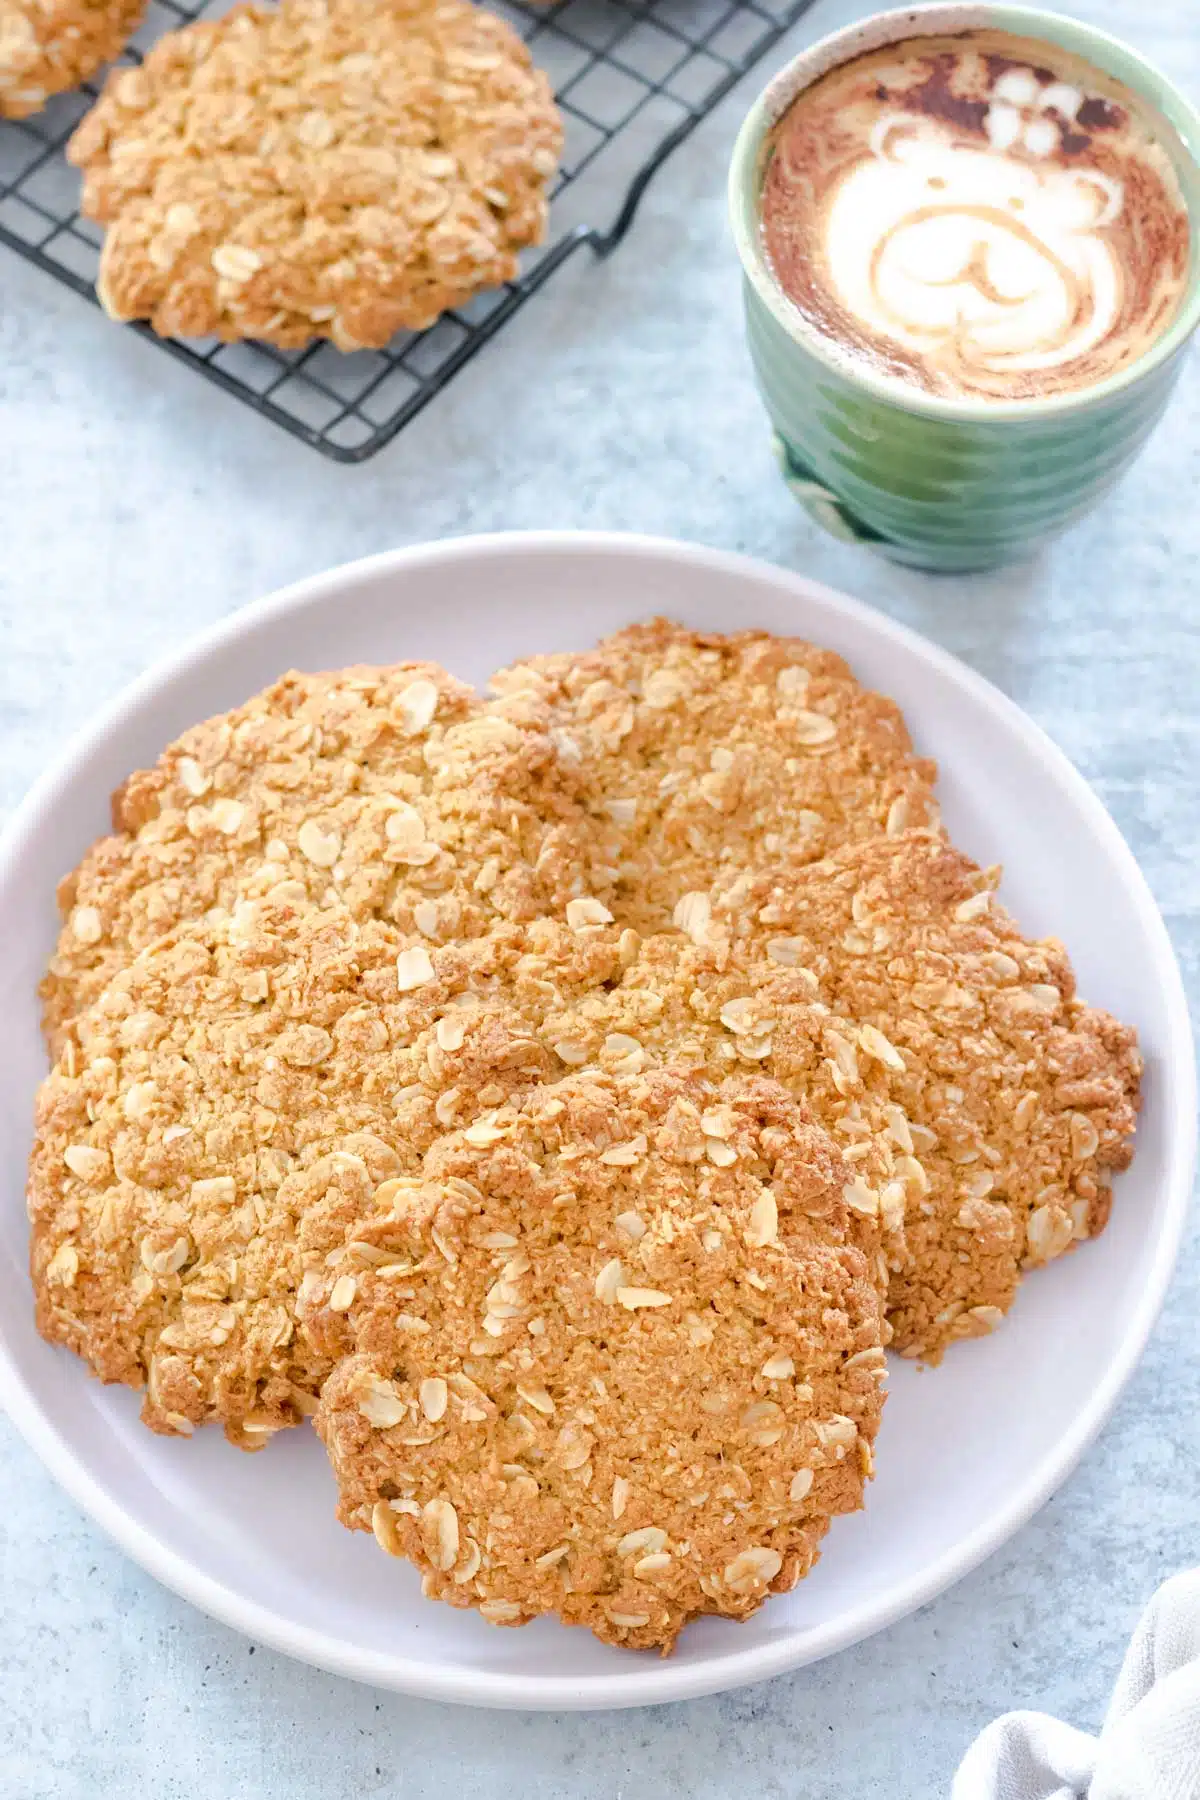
top-left (760, 30), bottom-right (1191, 401)
top-left (824, 117), bottom-right (1124, 375)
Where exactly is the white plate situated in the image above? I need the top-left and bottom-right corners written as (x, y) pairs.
top-left (0, 533), bottom-right (1192, 1710)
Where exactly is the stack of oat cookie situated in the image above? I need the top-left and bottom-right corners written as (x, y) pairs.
top-left (28, 622), bottom-right (1141, 1652)
top-left (6, 0), bottom-right (562, 350)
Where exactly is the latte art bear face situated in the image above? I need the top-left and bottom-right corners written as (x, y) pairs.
top-left (832, 117), bottom-right (1125, 376)
top-left (761, 31), bottom-right (1191, 401)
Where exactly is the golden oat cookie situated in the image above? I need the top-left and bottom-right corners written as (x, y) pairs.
top-left (705, 836), bottom-right (1142, 1359)
top-left (531, 833), bottom-right (1139, 1360)
top-left (41, 661), bottom-right (611, 1054)
top-left (490, 618), bottom-right (941, 933)
top-left (306, 1068), bottom-right (886, 1653)
top-left (66, 0), bottom-right (561, 347)
top-left (29, 897), bottom-right (560, 1446)
top-left (350, 903), bottom-right (889, 1291)
top-left (0, 0), bottom-right (142, 120)
top-left (340, 902), bottom-right (899, 1307)
top-left (460, 896), bottom-right (911, 1295)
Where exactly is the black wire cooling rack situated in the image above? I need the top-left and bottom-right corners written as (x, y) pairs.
top-left (0, 0), bottom-right (817, 460)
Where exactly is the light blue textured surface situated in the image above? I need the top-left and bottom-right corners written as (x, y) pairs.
top-left (0, 1), bottom-right (1197, 1793)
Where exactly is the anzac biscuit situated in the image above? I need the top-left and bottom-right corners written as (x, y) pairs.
top-left (67, 0), bottom-right (561, 347)
top-left (0, 0), bottom-right (141, 120)
top-left (41, 661), bottom-right (610, 1053)
top-left (29, 897), bottom-right (558, 1445)
top-left (523, 834), bottom-right (1140, 1358)
top-left (491, 618), bottom-right (940, 933)
top-left (707, 835), bottom-right (1142, 1358)
top-left (307, 1068), bottom-right (886, 1652)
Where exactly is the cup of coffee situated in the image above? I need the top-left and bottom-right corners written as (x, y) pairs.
top-left (728, 4), bottom-right (1200, 571)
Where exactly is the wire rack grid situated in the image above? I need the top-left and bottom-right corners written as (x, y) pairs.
top-left (0, 0), bottom-right (818, 460)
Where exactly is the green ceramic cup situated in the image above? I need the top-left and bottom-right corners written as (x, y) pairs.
top-left (729, 3), bottom-right (1200, 571)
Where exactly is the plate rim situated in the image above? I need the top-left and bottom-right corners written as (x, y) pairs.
top-left (1, 529), bottom-right (1193, 1710)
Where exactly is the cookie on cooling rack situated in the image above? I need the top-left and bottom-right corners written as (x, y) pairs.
top-left (305, 1068), bottom-right (886, 1653)
top-left (66, 0), bottom-right (562, 348)
top-left (29, 897), bottom-right (562, 1446)
top-left (489, 619), bottom-right (941, 934)
top-left (0, 0), bottom-right (142, 119)
top-left (40, 661), bottom-right (612, 1053)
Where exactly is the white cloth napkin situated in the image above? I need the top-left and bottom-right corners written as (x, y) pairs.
top-left (953, 1572), bottom-right (1200, 1800)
